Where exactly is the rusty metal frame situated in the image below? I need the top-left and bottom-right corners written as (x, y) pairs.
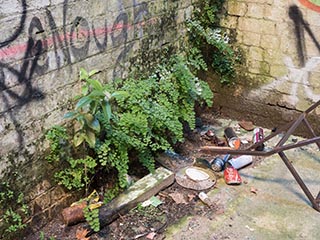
top-left (201, 100), bottom-right (320, 212)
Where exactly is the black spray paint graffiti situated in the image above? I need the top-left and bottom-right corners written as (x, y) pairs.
top-left (289, 5), bottom-right (320, 67)
top-left (250, 5), bottom-right (320, 106)
top-left (0, 0), bottom-right (150, 150)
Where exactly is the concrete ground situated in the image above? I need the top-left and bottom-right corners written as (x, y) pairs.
top-left (165, 120), bottom-right (320, 240)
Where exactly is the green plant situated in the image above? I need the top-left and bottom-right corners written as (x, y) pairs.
top-left (46, 53), bottom-right (213, 191)
top-left (45, 127), bottom-right (97, 193)
top-left (39, 231), bottom-right (56, 240)
top-left (0, 182), bottom-right (29, 237)
top-left (54, 156), bottom-right (97, 191)
top-left (83, 205), bottom-right (100, 232)
top-left (187, 0), bottom-right (242, 84)
top-left (45, 126), bottom-right (69, 162)
top-left (103, 184), bottom-right (120, 204)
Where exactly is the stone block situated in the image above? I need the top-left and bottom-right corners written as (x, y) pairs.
top-left (260, 34), bottom-right (280, 50)
top-left (247, 60), bottom-right (270, 75)
top-left (259, 19), bottom-right (277, 35)
top-left (238, 17), bottom-right (261, 33)
top-left (264, 5), bottom-right (287, 21)
top-left (242, 31), bottom-right (261, 46)
top-left (246, 3), bottom-right (265, 19)
top-left (269, 64), bottom-right (288, 78)
top-left (227, 1), bottom-right (248, 17)
top-left (220, 15), bottom-right (239, 29)
top-left (248, 46), bottom-right (264, 61)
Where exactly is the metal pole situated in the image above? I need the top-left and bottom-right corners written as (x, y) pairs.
top-left (278, 151), bottom-right (319, 212)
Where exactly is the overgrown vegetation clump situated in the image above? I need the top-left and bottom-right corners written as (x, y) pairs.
top-left (187, 0), bottom-right (242, 84)
top-left (46, 54), bottom-right (213, 193)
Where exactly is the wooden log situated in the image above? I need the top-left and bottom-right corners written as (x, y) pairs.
top-left (62, 201), bottom-right (87, 226)
top-left (87, 167), bottom-right (174, 236)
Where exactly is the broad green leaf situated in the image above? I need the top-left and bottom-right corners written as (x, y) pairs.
top-left (84, 114), bottom-right (101, 132)
top-left (89, 118), bottom-right (101, 132)
top-left (83, 113), bottom-right (94, 123)
top-left (89, 69), bottom-right (99, 76)
top-left (80, 68), bottom-right (88, 80)
top-left (87, 79), bottom-right (103, 91)
top-left (84, 129), bottom-right (96, 148)
top-left (73, 133), bottom-right (85, 147)
top-left (88, 90), bottom-right (105, 98)
top-left (64, 111), bottom-right (78, 119)
top-left (81, 85), bottom-right (89, 95)
top-left (102, 101), bottom-right (112, 122)
top-left (111, 90), bottom-right (129, 99)
top-left (76, 96), bottom-right (92, 109)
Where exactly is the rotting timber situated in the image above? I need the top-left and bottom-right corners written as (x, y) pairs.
top-left (201, 100), bottom-right (320, 212)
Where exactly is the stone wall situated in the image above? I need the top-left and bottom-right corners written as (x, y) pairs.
top-left (0, 0), bottom-right (193, 236)
top-left (210, 0), bottom-right (320, 132)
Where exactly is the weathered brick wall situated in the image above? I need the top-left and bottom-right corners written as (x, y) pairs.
top-left (210, 0), bottom-right (320, 131)
top-left (0, 0), bottom-right (194, 236)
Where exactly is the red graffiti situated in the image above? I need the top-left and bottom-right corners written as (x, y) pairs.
top-left (299, 0), bottom-right (320, 12)
top-left (0, 19), bottom-right (155, 61)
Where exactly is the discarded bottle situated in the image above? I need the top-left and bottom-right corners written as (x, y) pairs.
top-left (198, 192), bottom-right (213, 206)
top-left (228, 155), bottom-right (253, 170)
top-left (224, 127), bottom-right (241, 149)
top-left (253, 127), bottom-right (265, 151)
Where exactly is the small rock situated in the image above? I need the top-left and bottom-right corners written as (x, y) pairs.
top-left (239, 120), bottom-right (254, 131)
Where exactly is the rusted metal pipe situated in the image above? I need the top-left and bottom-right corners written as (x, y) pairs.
top-left (278, 152), bottom-right (319, 212)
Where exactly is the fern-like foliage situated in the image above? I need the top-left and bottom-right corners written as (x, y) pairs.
top-left (45, 54), bottom-right (213, 191)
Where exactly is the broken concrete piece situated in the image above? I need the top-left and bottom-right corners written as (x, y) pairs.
top-left (88, 167), bottom-right (174, 235)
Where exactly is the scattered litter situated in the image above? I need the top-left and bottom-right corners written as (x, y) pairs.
top-left (253, 127), bottom-right (265, 151)
top-left (141, 196), bottom-right (163, 207)
top-left (186, 167), bottom-right (210, 181)
top-left (188, 193), bottom-right (196, 201)
top-left (206, 129), bottom-right (215, 137)
top-left (224, 127), bottom-right (241, 149)
top-left (241, 139), bottom-right (249, 144)
top-left (224, 166), bottom-right (242, 185)
top-left (245, 225), bottom-right (255, 231)
top-left (211, 156), bottom-right (226, 172)
top-left (168, 192), bottom-right (188, 204)
top-left (175, 166), bottom-right (216, 190)
top-left (146, 232), bottom-right (157, 239)
top-left (250, 187), bottom-right (258, 194)
top-left (228, 155), bottom-right (253, 170)
top-left (198, 192), bottom-right (214, 207)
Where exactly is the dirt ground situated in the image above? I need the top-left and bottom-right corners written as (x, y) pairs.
top-left (23, 113), bottom-right (264, 240)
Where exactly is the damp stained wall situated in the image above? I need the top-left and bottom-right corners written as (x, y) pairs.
top-left (0, 0), bottom-right (193, 235)
top-left (211, 0), bottom-right (320, 130)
